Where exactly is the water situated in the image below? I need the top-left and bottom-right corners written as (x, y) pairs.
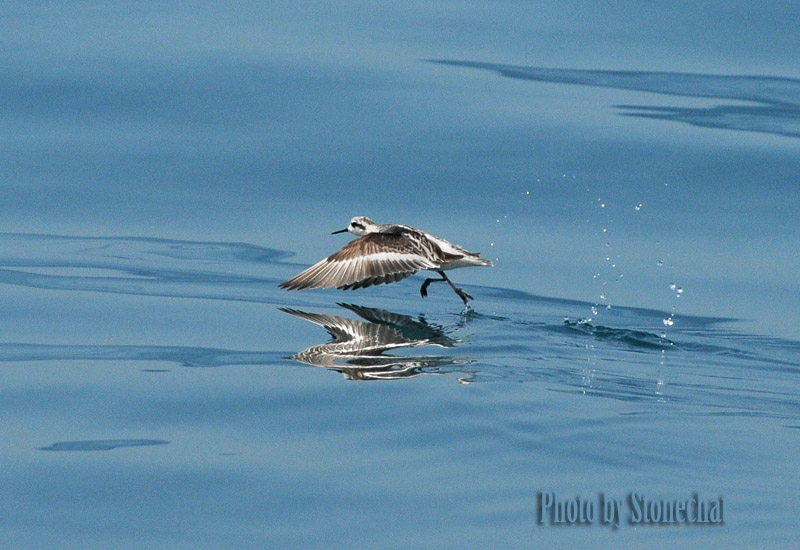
top-left (2, 3), bottom-right (799, 548)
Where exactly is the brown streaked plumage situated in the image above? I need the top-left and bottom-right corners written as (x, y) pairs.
top-left (279, 216), bottom-right (492, 305)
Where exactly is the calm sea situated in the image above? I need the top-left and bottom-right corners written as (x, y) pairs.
top-left (2, 2), bottom-right (798, 548)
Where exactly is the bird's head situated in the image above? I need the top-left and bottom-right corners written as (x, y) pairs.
top-left (332, 216), bottom-right (378, 236)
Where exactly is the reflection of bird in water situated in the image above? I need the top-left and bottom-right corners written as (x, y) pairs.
top-left (279, 217), bottom-right (491, 306)
top-left (280, 303), bottom-right (471, 381)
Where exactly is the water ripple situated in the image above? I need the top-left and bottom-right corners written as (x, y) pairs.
top-left (0, 343), bottom-right (285, 368)
top-left (430, 60), bottom-right (800, 138)
top-left (0, 233), bottom-right (292, 304)
top-left (38, 439), bottom-right (169, 451)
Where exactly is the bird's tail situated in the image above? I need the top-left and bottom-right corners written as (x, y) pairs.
top-left (469, 255), bottom-right (492, 267)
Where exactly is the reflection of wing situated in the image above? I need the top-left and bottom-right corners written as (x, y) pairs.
top-left (279, 304), bottom-right (469, 380)
top-left (279, 308), bottom-right (418, 355)
top-left (338, 302), bottom-right (419, 326)
top-left (336, 303), bottom-right (455, 347)
top-left (335, 358), bottom-right (457, 381)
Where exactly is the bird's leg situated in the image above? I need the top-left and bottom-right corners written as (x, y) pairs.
top-left (439, 271), bottom-right (473, 306)
top-left (420, 275), bottom-right (447, 298)
top-left (424, 270), bottom-right (473, 306)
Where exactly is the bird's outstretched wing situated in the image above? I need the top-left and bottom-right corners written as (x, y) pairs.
top-left (279, 232), bottom-right (438, 290)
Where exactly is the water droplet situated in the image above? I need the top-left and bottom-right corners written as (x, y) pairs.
top-left (606, 304), bottom-right (612, 310)
top-left (662, 318), bottom-right (674, 326)
top-left (591, 306), bottom-right (598, 316)
top-left (656, 260), bottom-right (664, 267)
top-left (635, 203), bottom-right (643, 211)
top-left (490, 242), bottom-right (494, 246)
top-left (599, 293), bottom-right (606, 300)
top-left (669, 283), bottom-right (677, 291)
top-left (676, 287), bottom-right (683, 294)
top-left (525, 191), bottom-right (530, 195)
top-left (600, 203), bottom-right (606, 208)
top-left (602, 228), bottom-right (608, 233)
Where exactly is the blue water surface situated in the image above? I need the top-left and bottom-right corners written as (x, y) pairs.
top-left (2, 2), bottom-right (799, 549)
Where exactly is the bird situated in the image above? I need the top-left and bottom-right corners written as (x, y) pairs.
top-left (279, 216), bottom-right (492, 306)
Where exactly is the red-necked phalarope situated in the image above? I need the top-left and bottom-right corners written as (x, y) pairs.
top-left (279, 216), bottom-right (492, 305)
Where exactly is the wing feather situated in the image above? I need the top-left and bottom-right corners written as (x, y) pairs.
top-left (327, 257), bottom-right (349, 288)
top-left (279, 232), bottom-right (437, 291)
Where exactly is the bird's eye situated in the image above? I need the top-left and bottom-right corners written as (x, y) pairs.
top-left (353, 223), bottom-right (364, 229)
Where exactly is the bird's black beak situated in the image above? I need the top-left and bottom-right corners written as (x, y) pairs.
top-left (331, 228), bottom-right (348, 235)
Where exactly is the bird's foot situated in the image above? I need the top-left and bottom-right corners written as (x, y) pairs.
top-left (455, 288), bottom-right (473, 305)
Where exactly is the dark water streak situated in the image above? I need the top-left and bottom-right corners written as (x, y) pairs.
top-left (430, 60), bottom-right (800, 138)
